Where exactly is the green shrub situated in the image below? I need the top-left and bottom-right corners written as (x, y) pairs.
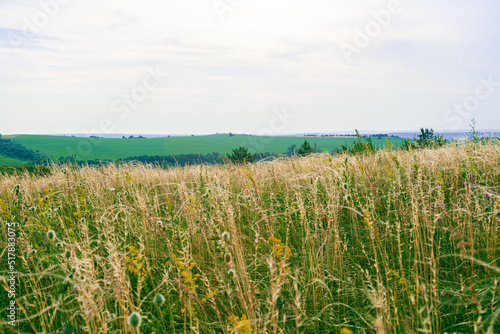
top-left (341, 130), bottom-right (376, 155)
top-left (226, 146), bottom-right (256, 164)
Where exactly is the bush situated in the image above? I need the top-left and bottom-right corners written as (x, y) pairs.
top-left (341, 130), bottom-right (376, 155)
top-left (297, 140), bottom-right (313, 156)
top-left (227, 146), bottom-right (256, 164)
top-left (416, 128), bottom-right (446, 148)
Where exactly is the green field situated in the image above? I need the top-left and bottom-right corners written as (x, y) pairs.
top-left (0, 154), bottom-right (27, 166)
top-left (12, 134), bottom-right (406, 161)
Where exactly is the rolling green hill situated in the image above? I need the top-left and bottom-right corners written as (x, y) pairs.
top-left (12, 134), bottom-right (406, 161)
top-left (0, 154), bottom-right (28, 166)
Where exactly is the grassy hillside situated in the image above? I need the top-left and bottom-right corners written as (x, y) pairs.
top-left (1, 142), bottom-right (499, 333)
top-left (12, 134), bottom-right (406, 161)
top-left (0, 154), bottom-right (27, 166)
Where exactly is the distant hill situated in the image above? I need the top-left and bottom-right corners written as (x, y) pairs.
top-left (11, 134), bottom-right (406, 162)
top-left (0, 154), bottom-right (27, 166)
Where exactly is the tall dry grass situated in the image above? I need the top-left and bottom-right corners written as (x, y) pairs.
top-left (0, 140), bottom-right (499, 333)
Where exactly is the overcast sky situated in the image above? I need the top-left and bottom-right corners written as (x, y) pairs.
top-left (1, 0), bottom-right (499, 135)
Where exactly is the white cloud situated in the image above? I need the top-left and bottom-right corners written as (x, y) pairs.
top-left (0, 0), bottom-right (499, 134)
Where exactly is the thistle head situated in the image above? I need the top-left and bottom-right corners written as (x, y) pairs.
top-left (46, 230), bottom-right (56, 241)
top-left (128, 312), bottom-right (142, 328)
top-left (153, 294), bottom-right (165, 305)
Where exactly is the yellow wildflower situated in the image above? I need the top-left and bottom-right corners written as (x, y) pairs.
top-left (230, 314), bottom-right (254, 334)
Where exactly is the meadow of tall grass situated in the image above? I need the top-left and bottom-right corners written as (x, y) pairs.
top-left (1, 140), bottom-right (499, 333)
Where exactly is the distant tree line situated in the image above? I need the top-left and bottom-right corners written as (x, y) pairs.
top-left (318, 133), bottom-right (400, 138)
top-left (0, 134), bottom-right (45, 163)
top-left (122, 135), bottom-right (146, 139)
top-left (54, 151), bottom-right (279, 167)
top-left (120, 152), bottom-right (223, 166)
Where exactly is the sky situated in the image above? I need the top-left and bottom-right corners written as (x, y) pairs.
top-left (1, 0), bottom-right (500, 135)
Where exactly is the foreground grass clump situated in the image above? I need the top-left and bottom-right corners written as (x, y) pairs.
top-left (0, 141), bottom-right (499, 333)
